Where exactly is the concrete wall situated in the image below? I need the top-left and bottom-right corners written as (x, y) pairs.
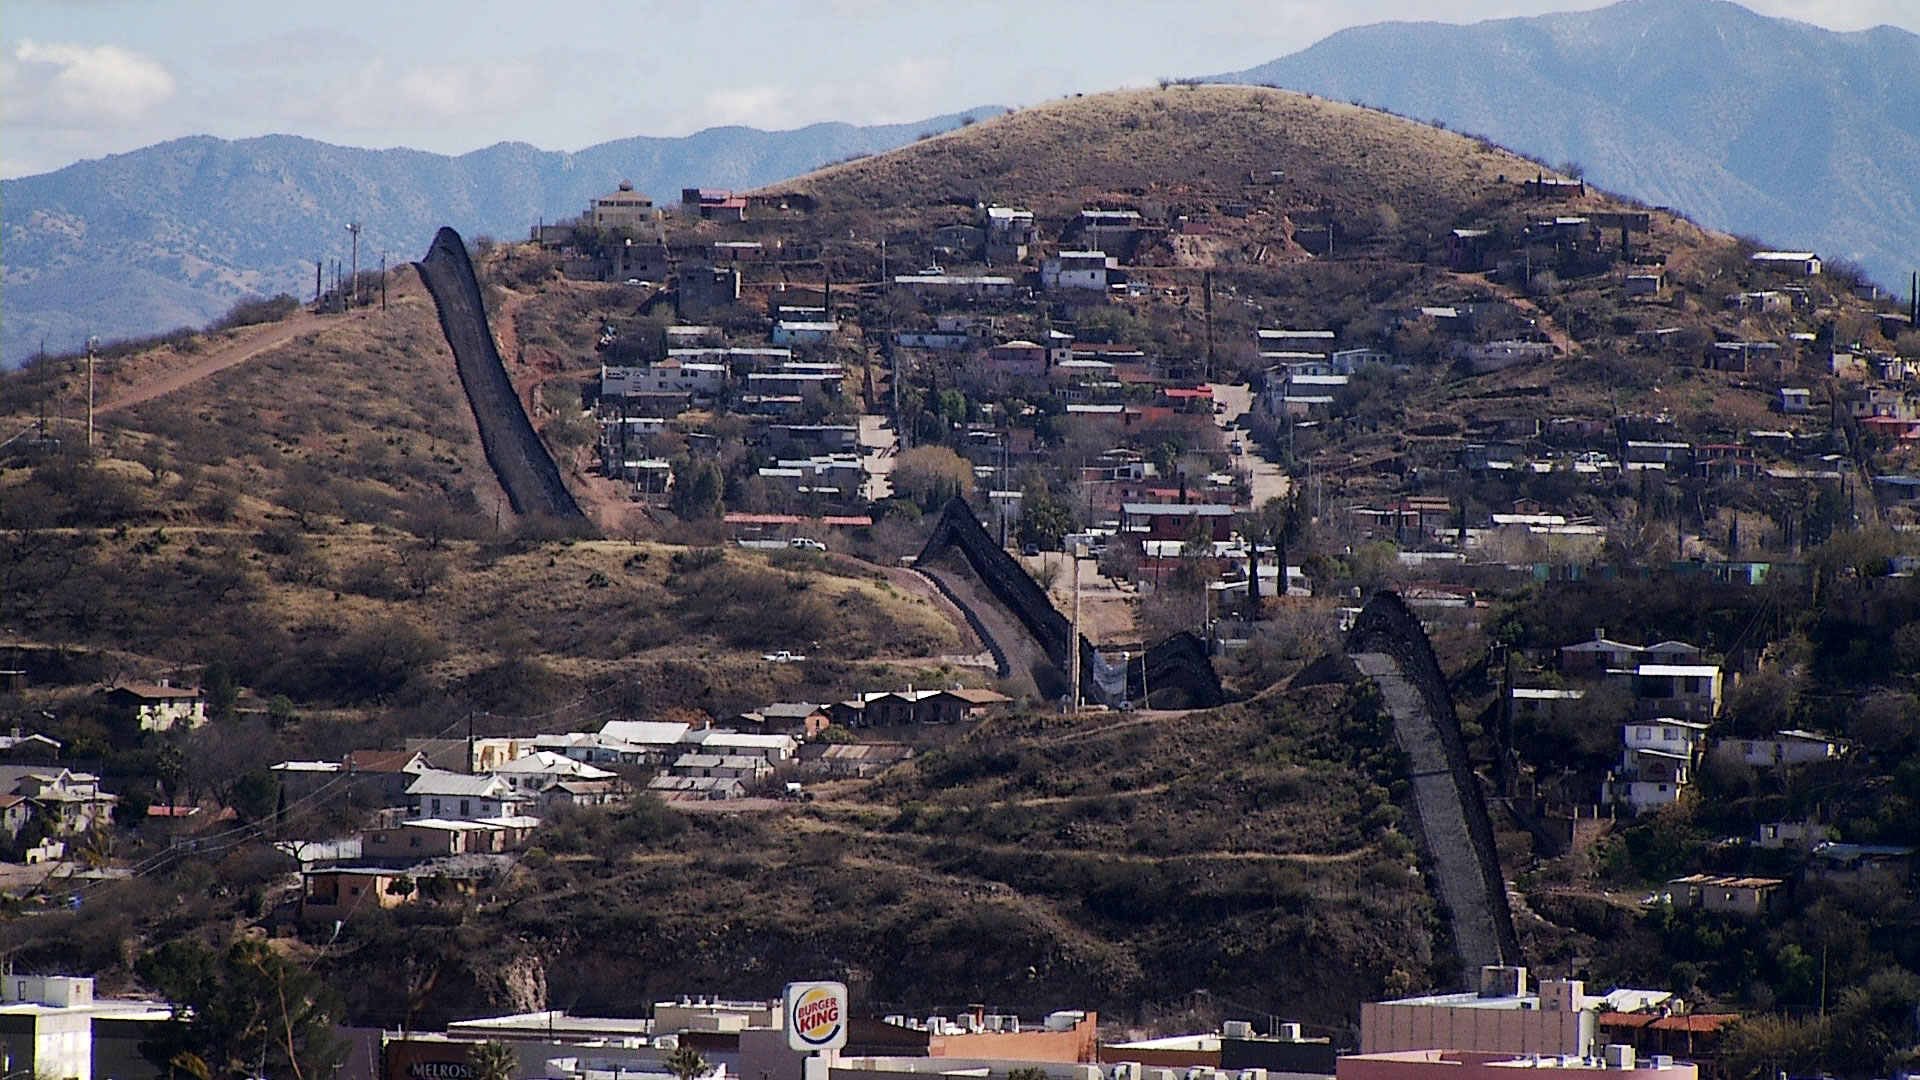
top-left (1340, 1050), bottom-right (1693, 1080)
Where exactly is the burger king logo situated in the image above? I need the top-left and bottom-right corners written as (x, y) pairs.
top-left (785, 981), bottom-right (849, 1051)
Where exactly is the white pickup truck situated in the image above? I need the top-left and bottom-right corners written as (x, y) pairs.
top-left (761, 650), bottom-right (807, 663)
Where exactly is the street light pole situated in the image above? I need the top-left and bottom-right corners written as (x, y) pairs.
top-left (86, 335), bottom-right (98, 450)
top-left (345, 222), bottom-right (362, 307)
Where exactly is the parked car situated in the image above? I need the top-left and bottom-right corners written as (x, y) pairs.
top-left (789, 537), bottom-right (827, 551)
top-left (1021, 543), bottom-right (1041, 556)
top-left (762, 650), bottom-right (807, 663)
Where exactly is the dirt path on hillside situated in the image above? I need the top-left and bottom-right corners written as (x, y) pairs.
top-left (98, 312), bottom-right (328, 415)
top-left (97, 277), bottom-right (432, 415)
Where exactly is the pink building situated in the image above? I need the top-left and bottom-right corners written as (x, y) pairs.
top-left (1340, 1049), bottom-right (1695, 1080)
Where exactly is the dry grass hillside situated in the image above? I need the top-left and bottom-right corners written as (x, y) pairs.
top-left (775, 86), bottom-right (1554, 234)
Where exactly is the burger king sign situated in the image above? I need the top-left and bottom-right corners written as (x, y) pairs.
top-left (784, 981), bottom-right (849, 1052)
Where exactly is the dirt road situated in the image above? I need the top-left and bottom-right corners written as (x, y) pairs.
top-left (99, 312), bottom-right (327, 415)
top-left (1208, 382), bottom-right (1290, 506)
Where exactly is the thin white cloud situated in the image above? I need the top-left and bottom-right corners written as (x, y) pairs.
top-left (2, 38), bottom-right (177, 129)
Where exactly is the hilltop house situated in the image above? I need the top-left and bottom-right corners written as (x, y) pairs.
top-left (1626, 664), bottom-right (1722, 723)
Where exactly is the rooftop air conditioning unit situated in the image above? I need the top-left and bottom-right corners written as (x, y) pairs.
top-left (1652, 1057), bottom-right (1672, 1070)
top-left (1603, 1046), bottom-right (1634, 1070)
top-left (1277, 1023), bottom-right (1302, 1042)
top-left (1222, 1021), bottom-right (1254, 1040)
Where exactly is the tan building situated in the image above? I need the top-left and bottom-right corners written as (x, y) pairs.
top-left (588, 181), bottom-right (658, 230)
top-left (1668, 874), bottom-right (1783, 917)
top-left (1360, 967), bottom-right (1671, 1058)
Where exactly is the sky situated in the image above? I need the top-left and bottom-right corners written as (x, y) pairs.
top-left (4, 0), bottom-right (1917, 179)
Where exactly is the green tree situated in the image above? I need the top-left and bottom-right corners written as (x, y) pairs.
top-left (670, 458), bottom-right (725, 520)
top-left (1238, 493), bottom-right (1302, 620)
top-left (1017, 487), bottom-right (1074, 551)
top-left (228, 771), bottom-right (279, 825)
top-left (471, 1042), bottom-right (517, 1080)
top-left (138, 939), bottom-right (344, 1080)
top-left (665, 1045), bottom-right (709, 1080)
top-left (201, 661), bottom-right (238, 722)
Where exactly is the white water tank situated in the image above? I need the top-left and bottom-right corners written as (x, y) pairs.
top-left (1603, 1046), bottom-right (1635, 1070)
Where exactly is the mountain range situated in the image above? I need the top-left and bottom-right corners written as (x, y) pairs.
top-left (1216, 0), bottom-right (1920, 298)
top-left (0, 109), bottom-right (998, 368)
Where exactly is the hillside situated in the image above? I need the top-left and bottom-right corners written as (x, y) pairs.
top-left (1216, 0), bottom-right (1920, 294)
top-left (6, 82), bottom-right (1919, 1065)
top-left (0, 108), bottom-right (1000, 369)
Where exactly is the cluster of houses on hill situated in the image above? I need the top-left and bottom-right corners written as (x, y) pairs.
top-left (1500, 627), bottom-right (1912, 914)
top-left (275, 685), bottom-right (1011, 920)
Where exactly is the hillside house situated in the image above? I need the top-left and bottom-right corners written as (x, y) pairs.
top-left (677, 265), bottom-right (741, 319)
top-left (1627, 664), bottom-right (1722, 722)
top-left (1042, 251), bottom-right (1113, 291)
top-left (1623, 272), bottom-right (1665, 297)
top-left (894, 273), bottom-right (1020, 299)
top-left (0, 766), bottom-right (117, 836)
top-left (1807, 842), bottom-right (1915, 885)
top-left (727, 702), bottom-right (830, 737)
top-left (1778, 387), bottom-right (1813, 414)
top-left (0, 730), bottom-right (62, 760)
top-left (681, 729), bottom-right (797, 762)
top-left (1709, 730), bottom-right (1842, 770)
top-left (601, 361), bottom-right (729, 400)
top-left (363, 817), bottom-right (528, 860)
top-left (647, 774), bottom-right (747, 801)
top-left (796, 742), bottom-right (915, 778)
top-left (772, 320), bottom-right (838, 346)
top-left (1750, 251), bottom-right (1821, 276)
top-left (681, 188), bottom-right (747, 221)
top-left (671, 753), bottom-right (774, 782)
top-left (1459, 340), bottom-right (1555, 373)
top-left (300, 867), bottom-right (414, 922)
top-left (1756, 819), bottom-right (1832, 850)
top-left (983, 340), bottom-right (1049, 379)
top-left (1257, 329), bottom-right (1336, 355)
top-left (489, 751), bottom-right (618, 794)
top-left (405, 772), bottom-right (534, 821)
top-left (587, 181), bottom-right (657, 229)
top-left (981, 205), bottom-right (1037, 262)
top-left (607, 240), bottom-right (670, 282)
top-left (1510, 688), bottom-right (1586, 724)
top-left (1623, 441), bottom-right (1694, 472)
top-left (1447, 228), bottom-right (1496, 271)
top-left (1669, 873), bottom-right (1784, 917)
top-left (1604, 719), bottom-right (1708, 815)
top-left (105, 681), bottom-right (205, 732)
top-left (1122, 503), bottom-right (1236, 542)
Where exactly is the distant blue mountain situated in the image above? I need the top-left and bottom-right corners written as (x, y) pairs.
top-left (1217, 0), bottom-right (1919, 296)
top-left (0, 109), bottom-right (1001, 367)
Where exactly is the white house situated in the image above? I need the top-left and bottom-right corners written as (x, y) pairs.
top-left (489, 751), bottom-right (618, 793)
top-left (771, 320), bottom-right (838, 346)
top-left (1710, 729), bottom-right (1843, 770)
top-left (601, 361), bottom-right (729, 399)
top-left (106, 681), bottom-right (205, 732)
top-left (1604, 719), bottom-right (1709, 815)
top-left (1750, 251), bottom-right (1822, 276)
top-left (1041, 251), bottom-right (1111, 291)
top-left (405, 772), bottom-right (535, 821)
top-left (681, 729), bottom-right (797, 762)
top-left (1627, 664), bottom-right (1723, 722)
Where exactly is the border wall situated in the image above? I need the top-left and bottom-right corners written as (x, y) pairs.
top-left (919, 497), bottom-right (1224, 708)
top-left (415, 226), bottom-right (586, 521)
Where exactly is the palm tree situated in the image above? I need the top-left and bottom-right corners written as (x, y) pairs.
top-left (472, 1042), bottom-right (517, 1080)
top-left (665, 1045), bottom-right (710, 1080)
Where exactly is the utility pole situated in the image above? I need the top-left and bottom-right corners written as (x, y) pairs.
top-left (314, 260), bottom-right (322, 306)
top-left (85, 335), bottom-right (98, 450)
top-left (1068, 539), bottom-right (1083, 713)
top-left (380, 252), bottom-right (388, 310)
top-left (345, 222), bottom-right (362, 308)
top-left (1202, 269), bottom-right (1215, 382)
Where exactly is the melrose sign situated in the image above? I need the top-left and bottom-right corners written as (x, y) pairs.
top-left (784, 981), bottom-right (849, 1052)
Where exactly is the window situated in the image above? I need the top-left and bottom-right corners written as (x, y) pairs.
top-left (1663, 727), bottom-right (1677, 740)
top-left (431, 798), bottom-right (442, 814)
top-left (409, 836), bottom-right (421, 848)
top-left (350, 886), bottom-right (363, 896)
top-left (459, 799), bottom-right (471, 816)
top-left (373, 832), bottom-right (389, 845)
